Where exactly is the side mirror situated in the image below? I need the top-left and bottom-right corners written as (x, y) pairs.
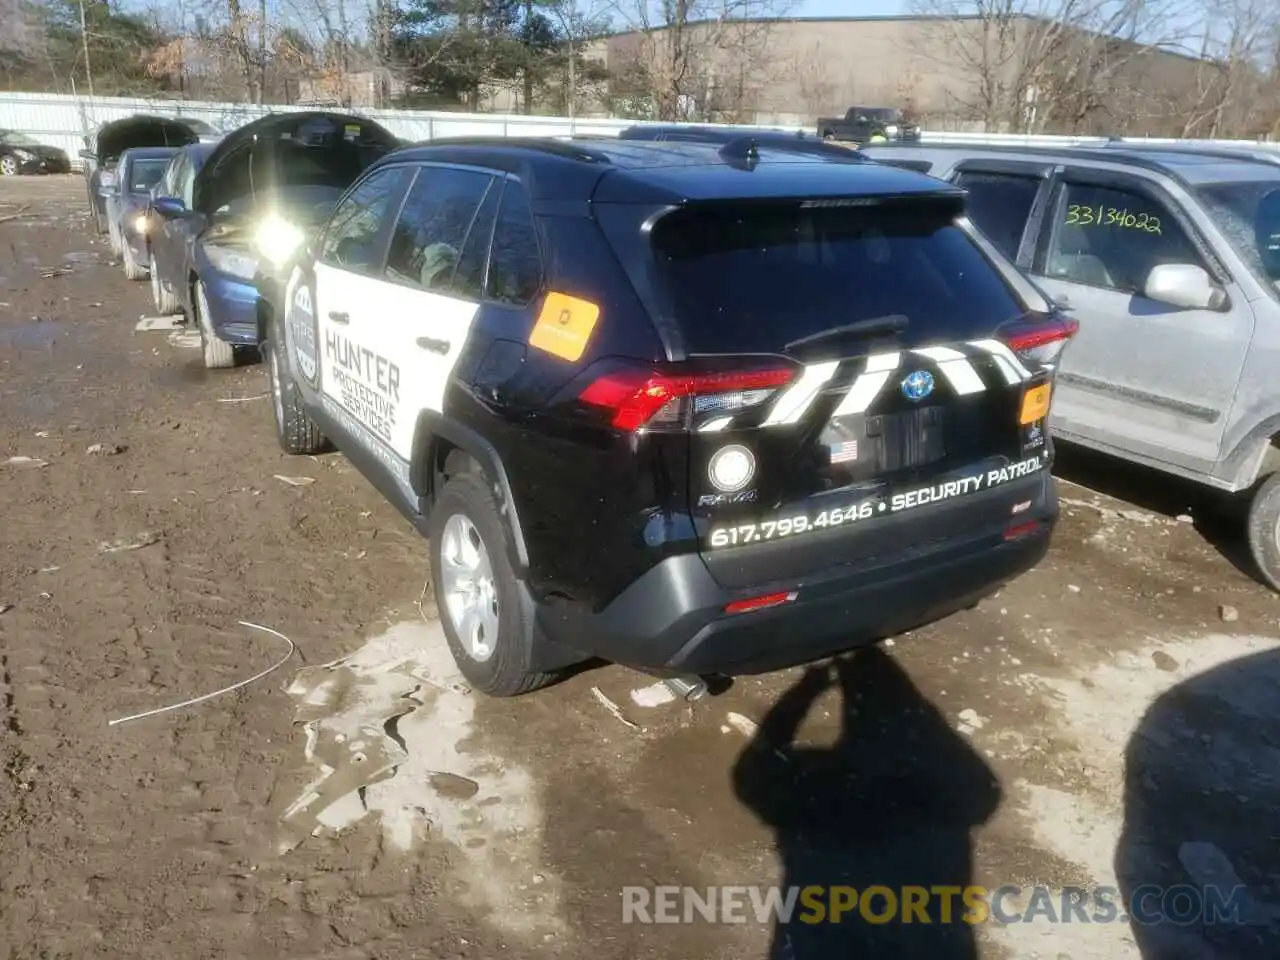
top-left (1144, 263), bottom-right (1227, 310)
top-left (98, 184), bottom-right (118, 197)
top-left (152, 196), bottom-right (188, 219)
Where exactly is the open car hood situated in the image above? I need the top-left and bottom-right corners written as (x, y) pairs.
top-left (192, 111), bottom-right (401, 219)
top-left (87, 115), bottom-right (217, 163)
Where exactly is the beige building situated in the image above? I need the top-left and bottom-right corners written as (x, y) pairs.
top-left (589, 14), bottom-right (1210, 136)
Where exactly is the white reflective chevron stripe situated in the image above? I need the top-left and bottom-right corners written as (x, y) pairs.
top-left (968, 338), bottom-right (1032, 383)
top-left (699, 416), bottom-right (733, 432)
top-left (832, 351), bottom-right (902, 416)
top-left (911, 345), bottom-right (985, 395)
top-left (761, 360), bottom-right (840, 426)
top-left (864, 351), bottom-right (902, 373)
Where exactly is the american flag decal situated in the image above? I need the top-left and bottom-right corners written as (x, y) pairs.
top-left (829, 440), bottom-right (859, 464)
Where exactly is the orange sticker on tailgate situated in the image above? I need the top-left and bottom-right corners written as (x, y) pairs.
top-left (1020, 383), bottom-right (1052, 424)
top-left (529, 292), bottom-right (600, 362)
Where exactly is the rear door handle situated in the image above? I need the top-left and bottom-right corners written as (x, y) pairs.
top-left (328, 311), bottom-right (349, 324)
top-left (417, 336), bottom-right (450, 354)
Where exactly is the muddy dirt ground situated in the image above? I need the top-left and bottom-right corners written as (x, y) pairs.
top-left (3, 175), bottom-right (1280, 960)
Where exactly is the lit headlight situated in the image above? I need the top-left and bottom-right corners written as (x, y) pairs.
top-left (132, 212), bottom-right (149, 234)
top-left (885, 124), bottom-right (900, 135)
top-left (254, 217), bottom-right (305, 269)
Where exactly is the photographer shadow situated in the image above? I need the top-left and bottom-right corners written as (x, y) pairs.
top-left (1118, 647), bottom-right (1280, 957)
top-left (733, 648), bottom-right (1001, 959)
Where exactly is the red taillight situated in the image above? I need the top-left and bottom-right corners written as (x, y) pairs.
top-left (999, 315), bottom-right (1079, 369)
top-left (579, 367), bottom-right (796, 432)
top-left (1003, 520), bottom-right (1044, 541)
top-left (724, 591), bottom-right (798, 615)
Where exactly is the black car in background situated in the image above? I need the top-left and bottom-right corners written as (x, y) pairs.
top-left (0, 130), bottom-right (71, 176)
top-left (816, 106), bottom-right (921, 144)
top-left (79, 114), bottom-right (221, 234)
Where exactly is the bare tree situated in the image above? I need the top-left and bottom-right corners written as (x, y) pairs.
top-left (1174, 0), bottom-right (1279, 137)
top-left (608, 0), bottom-right (794, 121)
top-left (911, 0), bottom-right (1204, 134)
top-left (793, 42), bottom-right (837, 119)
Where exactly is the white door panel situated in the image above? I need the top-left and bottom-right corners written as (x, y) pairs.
top-left (313, 262), bottom-right (481, 464)
top-left (372, 282), bottom-right (481, 459)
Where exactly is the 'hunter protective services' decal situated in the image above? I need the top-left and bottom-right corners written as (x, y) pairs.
top-left (708, 453), bottom-right (1049, 548)
top-left (324, 329), bottom-right (401, 444)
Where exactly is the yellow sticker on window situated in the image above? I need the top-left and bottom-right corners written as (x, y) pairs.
top-left (529, 292), bottom-right (600, 362)
top-left (1020, 383), bottom-right (1052, 425)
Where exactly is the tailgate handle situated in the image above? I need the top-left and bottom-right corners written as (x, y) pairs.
top-left (417, 336), bottom-right (451, 355)
top-left (328, 310), bottom-right (350, 324)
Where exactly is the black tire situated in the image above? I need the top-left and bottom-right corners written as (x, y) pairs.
top-left (265, 332), bottom-right (327, 455)
top-left (1247, 472), bottom-right (1280, 592)
top-left (121, 241), bottom-right (147, 280)
top-left (429, 473), bottom-right (553, 697)
top-left (150, 253), bottom-right (183, 315)
top-left (194, 279), bottom-right (235, 369)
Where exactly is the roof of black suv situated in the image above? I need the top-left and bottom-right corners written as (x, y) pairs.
top-left (379, 135), bottom-right (964, 205)
top-left (866, 140), bottom-right (1280, 188)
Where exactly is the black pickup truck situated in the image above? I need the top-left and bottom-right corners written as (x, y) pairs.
top-left (816, 106), bottom-right (920, 144)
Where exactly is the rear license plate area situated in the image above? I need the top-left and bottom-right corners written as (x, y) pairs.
top-left (823, 406), bottom-right (946, 479)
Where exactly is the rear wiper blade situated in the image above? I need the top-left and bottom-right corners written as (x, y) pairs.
top-left (785, 314), bottom-right (908, 352)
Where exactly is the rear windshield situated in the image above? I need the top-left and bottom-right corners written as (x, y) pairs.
top-left (128, 158), bottom-right (170, 193)
top-left (650, 201), bottom-right (1025, 354)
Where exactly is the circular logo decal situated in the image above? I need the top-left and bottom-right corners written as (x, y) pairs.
top-left (900, 370), bottom-right (935, 402)
top-left (285, 274), bottom-right (319, 386)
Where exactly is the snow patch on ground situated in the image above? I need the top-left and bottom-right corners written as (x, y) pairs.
top-left (281, 620), bottom-right (561, 938)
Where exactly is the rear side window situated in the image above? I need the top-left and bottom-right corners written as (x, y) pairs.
top-left (486, 182), bottom-right (542, 305)
top-left (953, 170), bottom-right (1040, 259)
top-left (384, 166), bottom-right (496, 295)
top-left (650, 201), bottom-right (1024, 355)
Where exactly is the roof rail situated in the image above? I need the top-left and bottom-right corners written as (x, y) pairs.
top-left (415, 135), bottom-right (613, 164)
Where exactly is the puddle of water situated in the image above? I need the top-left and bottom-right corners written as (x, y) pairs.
top-left (281, 619), bottom-right (560, 937)
top-left (0, 320), bottom-right (61, 348)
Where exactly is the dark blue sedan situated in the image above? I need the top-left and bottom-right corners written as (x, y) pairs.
top-left (146, 111), bottom-right (400, 369)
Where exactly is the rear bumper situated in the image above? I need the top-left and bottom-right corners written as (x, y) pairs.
top-left (537, 489), bottom-right (1057, 675)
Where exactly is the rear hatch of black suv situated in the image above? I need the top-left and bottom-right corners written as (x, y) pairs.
top-left (585, 173), bottom-right (1075, 591)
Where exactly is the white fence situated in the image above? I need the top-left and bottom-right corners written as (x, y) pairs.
top-left (1, 90), bottom-right (1276, 170)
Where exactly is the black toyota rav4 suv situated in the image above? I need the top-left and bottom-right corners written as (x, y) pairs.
top-left (261, 135), bottom-right (1075, 696)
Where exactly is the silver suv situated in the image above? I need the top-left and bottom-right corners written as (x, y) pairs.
top-left (862, 141), bottom-right (1280, 589)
